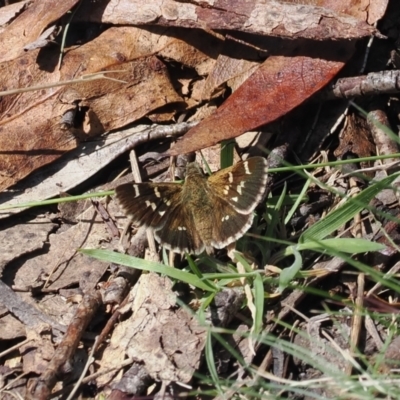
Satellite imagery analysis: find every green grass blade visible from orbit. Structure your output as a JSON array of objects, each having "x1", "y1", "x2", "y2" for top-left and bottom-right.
[
  {"x1": 297, "y1": 238, "x2": 385, "y2": 253},
  {"x1": 0, "y1": 191, "x2": 114, "y2": 210},
  {"x1": 220, "y1": 140, "x2": 235, "y2": 169},
  {"x1": 186, "y1": 253, "x2": 204, "y2": 278},
  {"x1": 278, "y1": 247, "x2": 303, "y2": 292},
  {"x1": 252, "y1": 272, "x2": 264, "y2": 336},
  {"x1": 300, "y1": 173, "x2": 400, "y2": 242},
  {"x1": 205, "y1": 331, "x2": 222, "y2": 393},
  {"x1": 271, "y1": 238, "x2": 384, "y2": 267},
  {"x1": 80, "y1": 249, "x2": 218, "y2": 292},
  {"x1": 285, "y1": 178, "x2": 311, "y2": 225}
]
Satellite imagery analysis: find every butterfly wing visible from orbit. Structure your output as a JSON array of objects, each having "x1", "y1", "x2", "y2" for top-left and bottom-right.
[
  {"x1": 154, "y1": 201, "x2": 205, "y2": 255},
  {"x1": 207, "y1": 193, "x2": 254, "y2": 249},
  {"x1": 116, "y1": 182, "x2": 205, "y2": 254},
  {"x1": 208, "y1": 157, "x2": 268, "y2": 214},
  {"x1": 115, "y1": 182, "x2": 182, "y2": 229}
]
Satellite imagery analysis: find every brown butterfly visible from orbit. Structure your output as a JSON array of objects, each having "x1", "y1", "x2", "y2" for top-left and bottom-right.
[{"x1": 115, "y1": 157, "x2": 268, "y2": 255}]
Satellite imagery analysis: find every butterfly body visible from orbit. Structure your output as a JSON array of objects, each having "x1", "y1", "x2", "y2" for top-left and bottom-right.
[
  {"x1": 180, "y1": 165, "x2": 215, "y2": 252},
  {"x1": 116, "y1": 157, "x2": 268, "y2": 255}
]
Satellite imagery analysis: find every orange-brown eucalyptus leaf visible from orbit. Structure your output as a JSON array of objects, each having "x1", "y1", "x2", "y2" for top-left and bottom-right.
[{"x1": 169, "y1": 43, "x2": 355, "y2": 156}]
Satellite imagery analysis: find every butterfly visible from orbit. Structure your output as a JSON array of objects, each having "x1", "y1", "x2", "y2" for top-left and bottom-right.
[{"x1": 115, "y1": 157, "x2": 268, "y2": 255}]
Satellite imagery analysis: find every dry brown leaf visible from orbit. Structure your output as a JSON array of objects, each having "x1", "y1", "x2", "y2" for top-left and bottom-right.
[
  {"x1": 0, "y1": 26, "x2": 190, "y2": 191},
  {"x1": 0, "y1": 0, "x2": 29, "y2": 28},
  {"x1": 202, "y1": 35, "x2": 263, "y2": 100},
  {"x1": 14, "y1": 206, "x2": 111, "y2": 294},
  {"x1": 22, "y1": 326, "x2": 55, "y2": 375},
  {"x1": 98, "y1": 273, "x2": 206, "y2": 385},
  {"x1": 0, "y1": 313, "x2": 26, "y2": 340},
  {"x1": 0, "y1": 215, "x2": 57, "y2": 275},
  {"x1": 170, "y1": 45, "x2": 355, "y2": 155},
  {"x1": 334, "y1": 113, "x2": 375, "y2": 166},
  {"x1": 0, "y1": 96, "x2": 79, "y2": 192},
  {"x1": 0, "y1": 0, "x2": 80, "y2": 63}
]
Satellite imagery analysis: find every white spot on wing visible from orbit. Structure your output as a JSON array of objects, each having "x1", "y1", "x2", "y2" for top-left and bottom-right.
[
  {"x1": 236, "y1": 181, "x2": 245, "y2": 194},
  {"x1": 211, "y1": 213, "x2": 254, "y2": 249},
  {"x1": 223, "y1": 185, "x2": 230, "y2": 195},
  {"x1": 231, "y1": 197, "x2": 238, "y2": 202},
  {"x1": 178, "y1": 226, "x2": 186, "y2": 231},
  {"x1": 244, "y1": 161, "x2": 251, "y2": 175},
  {"x1": 159, "y1": 210, "x2": 166, "y2": 216},
  {"x1": 228, "y1": 172, "x2": 233, "y2": 183},
  {"x1": 154, "y1": 230, "x2": 205, "y2": 255},
  {"x1": 154, "y1": 187, "x2": 161, "y2": 198},
  {"x1": 145, "y1": 200, "x2": 157, "y2": 211},
  {"x1": 221, "y1": 215, "x2": 229, "y2": 221},
  {"x1": 133, "y1": 184, "x2": 140, "y2": 198}
]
